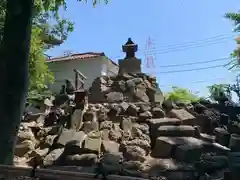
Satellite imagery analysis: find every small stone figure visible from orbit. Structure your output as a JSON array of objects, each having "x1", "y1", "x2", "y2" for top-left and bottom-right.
[
  {"x1": 65, "y1": 80, "x2": 75, "y2": 95},
  {"x1": 70, "y1": 90, "x2": 89, "y2": 131},
  {"x1": 60, "y1": 85, "x2": 66, "y2": 94}
]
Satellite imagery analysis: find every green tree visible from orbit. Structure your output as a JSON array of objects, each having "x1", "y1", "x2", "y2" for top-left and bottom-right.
[
  {"x1": 0, "y1": 0, "x2": 108, "y2": 90},
  {"x1": 207, "y1": 84, "x2": 231, "y2": 103},
  {"x1": 165, "y1": 86, "x2": 199, "y2": 104},
  {"x1": 225, "y1": 12, "x2": 240, "y2": 69},
  {"x1": 0, "y1": 0, "x2": 108, "y2": 165}
]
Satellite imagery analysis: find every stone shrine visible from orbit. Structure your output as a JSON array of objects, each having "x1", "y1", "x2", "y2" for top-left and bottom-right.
[
  {"x1": 118, "y1": 38, "x2": 142, "y2": 74},
  {"x1": 88, "y1": 38, "x2": 164, "y2": 104}
]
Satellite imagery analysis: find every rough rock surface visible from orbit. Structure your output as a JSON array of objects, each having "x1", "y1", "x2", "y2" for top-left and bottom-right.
[
  {"x1": 88, "y1": 73, "x2": 164, "y2": 104},
  {"x1": 15, "y1": 73, "x2": 240, "y2": 180}
]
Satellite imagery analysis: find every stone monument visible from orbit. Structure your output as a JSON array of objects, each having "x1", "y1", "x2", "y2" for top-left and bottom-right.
[
  {"x1": 70, "y1": 89, "x2": 88, "y2": 131},
  {"x1": 118, "y1": 38, "x2": 142, "y2": 74}
]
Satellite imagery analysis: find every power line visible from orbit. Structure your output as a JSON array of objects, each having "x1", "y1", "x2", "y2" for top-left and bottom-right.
[
  {"x1": 143, "y1": 33, "x2": 235, "y2": 52},
  {"x1": 148, "y1": 64, "x2": 227, "y2": 74},
  {"x1": 112, "y1": 34, "x2": 236, "y2": 60},
  {"x1": 154, "y1": 57, "x2": 231, "y2": 68},
  {"x1": 144, "y1": 38, "x2": 234, "y2": 55},
  {"x1": 159, "y1": 77, "x2": 235, "y2": 87}
]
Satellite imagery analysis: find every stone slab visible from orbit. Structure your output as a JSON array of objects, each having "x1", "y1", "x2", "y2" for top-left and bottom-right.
[
  {"x1": 168, "y1": 109, "x2": 196, "y2": 125},
  {"x1": 152, "y1": 136, "x2": 205, "y2": 158},
  {"x1": 57, "y1": 129, "x2": 86, "y2": 147},
  {"x1": 102, "y1": 140, "x2": 120, "y2": 153},
  {"x1": 175, "y1": 143, "x2": 203, "y2": 163},
  {"x1": 149, "y1": 118, "x2": 181, "y2": 131},
  {"x1": 83, "y1": 136, "x2": 102, "y2": 154},
  {"x1": 156, "y1": 125, "x2": 195, "y2": 137}
]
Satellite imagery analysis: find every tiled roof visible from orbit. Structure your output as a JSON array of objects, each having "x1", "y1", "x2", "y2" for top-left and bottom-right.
[
  {"x1": 47, "y1": 52, "x2": 119, "y2": 66},
  {"x1": 47, "y1": 52, "x2": 105, "y2": 62}
]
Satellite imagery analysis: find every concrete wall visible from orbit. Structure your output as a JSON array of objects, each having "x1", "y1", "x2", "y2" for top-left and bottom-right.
[
  {"x1": 47, "y1": 56, "x2": 119, "y2": 93},
  {"x1": 102, "y1": 56, "x2": 119, "y2": 76},
  {"x1": 47, "y1": 57, "x2": 104, "y2": 93}
]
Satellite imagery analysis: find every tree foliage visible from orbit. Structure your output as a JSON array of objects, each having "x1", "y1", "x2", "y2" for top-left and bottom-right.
[
  {"x1": 207, "y1": 77, "x2": 240, "y2": 103},
  {"x1": 225, "y1": 12, "x2": 240, "y2": 69},
  {"x1": 207, "y1": 84, "x2": 231, "y2": 102},
  {"x1": 165, "y1": 86, "x2": 199, "y2": 104},
  {"x1": 0, "y1": 0, "x2": 108, "y2": 91}
]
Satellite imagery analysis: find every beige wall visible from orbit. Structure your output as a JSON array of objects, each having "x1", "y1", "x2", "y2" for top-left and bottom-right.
[
  {"x1": 47, "y1": 56, "x2": 119, "y2": 93},
  {"x1": 102, "y1": 56, "x2": 119, "y2": 76},
  {"x1": 47, "y1": 57, "x2": 103, "y2": 93}
]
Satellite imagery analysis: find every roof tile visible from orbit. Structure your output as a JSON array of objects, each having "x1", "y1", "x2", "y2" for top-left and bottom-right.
[{"x1": 47, "y1": 52, "x2": 105, "y2": 62}]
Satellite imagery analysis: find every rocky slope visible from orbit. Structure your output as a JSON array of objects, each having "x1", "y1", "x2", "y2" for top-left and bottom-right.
[{"x1": 15, "y1": 73, "x2": 240, "y2": 180}]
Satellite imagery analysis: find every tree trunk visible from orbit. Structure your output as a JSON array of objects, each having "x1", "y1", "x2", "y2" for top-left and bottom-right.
[{"x1": 0, "y1": 0, "x2": 34, "y2": 164}]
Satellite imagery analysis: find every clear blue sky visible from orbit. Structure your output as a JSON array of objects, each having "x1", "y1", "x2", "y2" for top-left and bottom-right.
[{"x1": 48, "y1": 0, "x2": 240, "y2": 97}]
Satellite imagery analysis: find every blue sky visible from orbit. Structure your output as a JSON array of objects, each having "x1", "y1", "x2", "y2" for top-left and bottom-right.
[{"x1": 48, "y1": 0, "x2": 240, "y2": 97}]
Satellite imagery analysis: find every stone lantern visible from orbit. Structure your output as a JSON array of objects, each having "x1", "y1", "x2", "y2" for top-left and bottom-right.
[{"x1": 118, "y1": 38, "x2": 142, "y2": 74}]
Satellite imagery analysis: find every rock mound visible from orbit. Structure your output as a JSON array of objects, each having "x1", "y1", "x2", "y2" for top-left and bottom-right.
[{"x1": 15, "y1": 94, "x2": 238, "y2": 179}]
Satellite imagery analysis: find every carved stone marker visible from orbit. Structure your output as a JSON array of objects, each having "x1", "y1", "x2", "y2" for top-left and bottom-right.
[
  {"x1": 118, "y1": 38, "x2": 142, "y2": 74},
  {"x1": 70, "y1": 90, "x2": 89, "y2": 131}
]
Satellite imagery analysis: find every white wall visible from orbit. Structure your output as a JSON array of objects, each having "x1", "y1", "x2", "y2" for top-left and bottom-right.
[
  {"x1": 47, "y1": 56, "x2": 104, "y2": 93},
  {"x1": 102, "y1": 56, "x2": 119, "y2": 76}
]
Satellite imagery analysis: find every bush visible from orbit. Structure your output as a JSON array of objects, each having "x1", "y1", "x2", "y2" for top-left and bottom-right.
[
  {"x1": 165, "y1": 86, "x2": 199, "y2": 104},
  {"x1": 27, "y1": 88, "x2": 53, "y2": 106}
]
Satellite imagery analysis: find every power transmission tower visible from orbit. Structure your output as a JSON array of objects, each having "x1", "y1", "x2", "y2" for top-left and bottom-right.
[{"x1": 144, "y1": 37, "x2": 156, "y2": 68}]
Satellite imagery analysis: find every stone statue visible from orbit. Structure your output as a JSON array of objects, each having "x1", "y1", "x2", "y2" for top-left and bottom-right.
[
  {"x1": 60, "y1": 85, "x2": 66, "y2": 94},
  {"x1": 65, "y1": 80, "x2": 75, "y2": 95}
]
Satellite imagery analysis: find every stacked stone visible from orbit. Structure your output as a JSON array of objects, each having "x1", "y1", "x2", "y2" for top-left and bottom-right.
[
  {"x1": 14, "y1": 39, "x2": 238, "y2": 180},
  {"x1": 15, "y1": 99, "x2": 233, "y2": 179},
  {"x1": 89, "y1": 72, "x2": 163, "y2": 104}
]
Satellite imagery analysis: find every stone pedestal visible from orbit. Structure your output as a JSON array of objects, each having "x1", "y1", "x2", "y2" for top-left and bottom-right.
[{"x1": 118, "y1": 58, "x2": 141, "y2": 74}]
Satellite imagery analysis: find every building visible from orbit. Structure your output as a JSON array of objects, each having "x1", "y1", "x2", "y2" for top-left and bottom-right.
[{"x1": 46, "y1": 52, "x2": 119, "y2": 93}]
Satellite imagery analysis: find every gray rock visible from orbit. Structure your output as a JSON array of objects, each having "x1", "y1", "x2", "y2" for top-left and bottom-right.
[
  {"x1": 175, "y1": 143, "x2": 203, "y2": 163},
  {"x1": 57, "y1": 129, "x2": 86, "y2": 147},
  {"x1": 83, "y1": 110, "x2": 97, "y2": 122},
  {"x1": 102, "y1": 140, "x2": 120, "y2": 153},
  {"x1": 65, "y1": 153, "x2": 98, "y2": 166},
  {"x1": 122, "y1": 139, "x2": 151, "y2": 153},
  {"x1": 106, "y1": 92, "x2": 124, "y2": 103},
  {"x1": 99, "y1": 120, "x2": 112, "y2": 130},
  {"x1": 138, "y1": 111, "x2": 152, "y2": 122},
  {"x1": 151, "y1": 107, "x2": 165, "y2": 118},
  {"x1": 44, "y1": 135, "x2": 58, "y2": 147},
  {"x1": 123, "y1": 145, "x2": 146, "y2": 162},
  {"x1": 156, "y1": 125, "x2": 195, "y2": 137},
  {"x1": 149, "y1": 118, "x2": 181, "y2": 131},
  {"x1": 83, "y1": 136, "x2": 102, "y2": 154},
  {"x1": 43, "y1": 148, "x2": 65, "y2": 166},
  {"x1": 82, "y1": 121, "x2": 99, "y2": 134},
  {"x1": 126, "y1": 104, "x2": 139, "y2": 116},
  {"x1": 120, "y1": 117, "x2": 132, "y2": 132},
  {"x1": 15, "y1": 140, "x2": 35, "y2": 157},
  {"x1": 134, "y1": 89, "x2": 149, "y2": 102}
]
